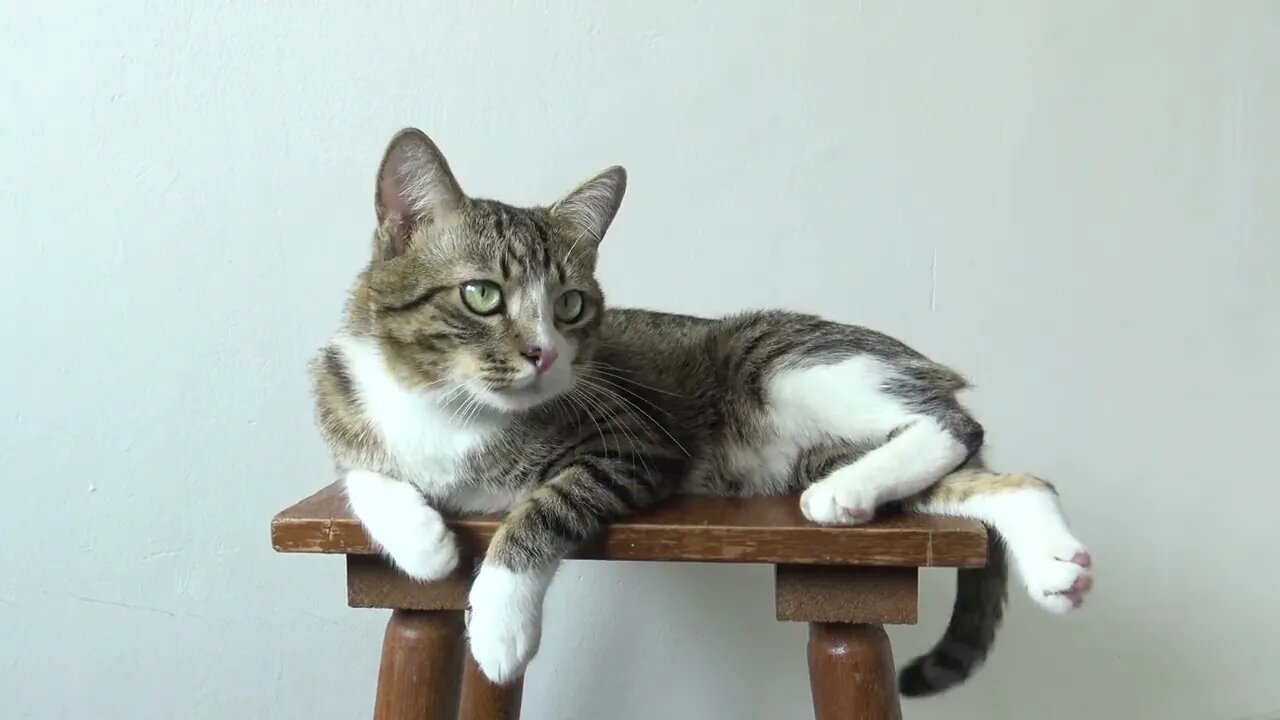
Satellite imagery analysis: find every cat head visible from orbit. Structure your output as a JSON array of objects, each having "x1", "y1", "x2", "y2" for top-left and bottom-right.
[{"x1": 352, "y1": 128, "x2": 625, "y2": 413}]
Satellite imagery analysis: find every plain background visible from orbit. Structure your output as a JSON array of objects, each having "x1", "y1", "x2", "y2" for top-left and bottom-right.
[{"x1": 2, "y1": 2, "x2": 1277, "y2": 718}]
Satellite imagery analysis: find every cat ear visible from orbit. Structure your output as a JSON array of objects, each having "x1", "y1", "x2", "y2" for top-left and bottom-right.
[
  {"x1": 375, "y1": 128, "x2": 466, "y2": 256},
  {"x1": 550, "y1": 166, "x2": 627, "y2": 247}
]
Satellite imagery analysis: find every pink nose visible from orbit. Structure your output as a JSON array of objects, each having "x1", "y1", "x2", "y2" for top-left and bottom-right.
[{"x1": 521, "y1": 345, "x2": 558, "y2": 374}]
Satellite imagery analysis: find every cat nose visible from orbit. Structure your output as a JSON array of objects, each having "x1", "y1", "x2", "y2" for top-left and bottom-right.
[{"x1": 520, "y1": 345, "x2": 558, "y2": 374}]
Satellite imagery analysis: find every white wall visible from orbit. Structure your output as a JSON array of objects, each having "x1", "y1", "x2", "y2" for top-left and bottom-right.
[{"x1": 2, "y1": 2, "x2": 1277, "y2": 718}]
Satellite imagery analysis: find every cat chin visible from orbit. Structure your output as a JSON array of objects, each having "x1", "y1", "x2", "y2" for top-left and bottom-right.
[{"x1": 470, "y1": 378, "x2": 570, "y2": 414}]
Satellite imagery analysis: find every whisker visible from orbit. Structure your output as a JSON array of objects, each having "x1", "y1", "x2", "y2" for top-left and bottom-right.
[
  {"x1": 582, "y1": 362, "x2": 684, "y2": 397},
  {"x1": 580, "y1": 369, "x2": 678, "y2": 417},
  {"x1": 563, "y1": 233, "x2": 584, "y2": 266},
  {"x1": 576, "y1": 377, "x2": 690, "y2": 457},
  {"x1": 460, "y1": 391, "x2": 488, "y2": 427},
  {"x1": 565, "y1": 384, "x2": 612, "y2": 457},
  {"x1": 439, "y1": 382, "x2": 468, "y2": 408},
  {"x1": 574, "y1": 382, "x2": 659, "y2": 481},
  {"x1": 563, "y1": 226, "x2": 601, "y2": 266},
  {"x1": 447, "y1": 393, "x2": 474, "y2": 427}
]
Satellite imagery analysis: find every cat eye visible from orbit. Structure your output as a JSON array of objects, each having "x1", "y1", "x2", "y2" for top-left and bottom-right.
[
  {"x1": 555, "y1": 290, "x2": 585, "y2": 323},
  {"x1": 460, "y1": 281, "x2": 504, "y2": 315}
]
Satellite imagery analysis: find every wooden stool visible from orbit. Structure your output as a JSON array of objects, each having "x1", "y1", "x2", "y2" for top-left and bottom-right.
[{"x1": 272, "y1": 484, "x2": 987, "y2": 720}]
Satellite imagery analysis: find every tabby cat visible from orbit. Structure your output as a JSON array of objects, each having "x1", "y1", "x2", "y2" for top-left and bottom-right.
[{"x1": 312, "y1": 128, "x2": 1092, "y2": 696}]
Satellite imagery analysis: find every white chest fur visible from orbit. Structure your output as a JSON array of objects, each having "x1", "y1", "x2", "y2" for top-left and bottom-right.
[{"x1": 335, "y1": 335, "x2": 508, "y2": 496}]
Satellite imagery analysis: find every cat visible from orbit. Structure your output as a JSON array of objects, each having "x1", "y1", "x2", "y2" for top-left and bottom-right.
[{"x1": 311, "y1": 128, "x2": 1093, "y2": 696}]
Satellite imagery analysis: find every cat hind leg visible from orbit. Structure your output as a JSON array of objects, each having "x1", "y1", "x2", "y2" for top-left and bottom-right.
[
  {"x1": 800, "y1": 417, "x2": 969, "y2": 525},
  {"x1": 908, "y1": 472, "x2": 1093, "y2": 612},
  {"x1": 763, "y1": 356, "x2": 978, "y2": 526}
]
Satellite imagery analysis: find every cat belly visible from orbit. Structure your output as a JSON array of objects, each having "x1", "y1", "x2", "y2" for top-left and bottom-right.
[
  {"x1": 717, "y1": 433, "x2": 814, "y2": 494},
  {"x1": 701, "y1": 408, "x2": 832, "y2": 495}
]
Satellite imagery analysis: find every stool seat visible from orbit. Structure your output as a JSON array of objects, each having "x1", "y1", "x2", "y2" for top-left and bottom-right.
[
  {"x1": 271, "y1": 483, "x2": 989, "y2": 720},
  {"x1": 272, "y1": 482, "x2": 987, "y2": 566}
]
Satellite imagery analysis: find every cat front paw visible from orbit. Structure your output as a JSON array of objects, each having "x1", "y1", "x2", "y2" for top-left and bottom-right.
[
  {"x1": 384, "y1": 521, "x2": 459, "y2": 582},
  {"x1": 800, "y1": 477, "x2": 877, "y2": 526},
  {"x1": 345, "y1": 470, "x2": 460, "y2": 582},
  {"x1": 466, "y1": 564, "x2": 547, "y2": 684}
]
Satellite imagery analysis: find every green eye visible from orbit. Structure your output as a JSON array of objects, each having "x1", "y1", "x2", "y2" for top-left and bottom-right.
[
  {"x1": 555, "y1": 290, "x2": 585, "y2": 323},
  {"x1": 460, "y1": 281, "x2": 503, "y2": 315}
]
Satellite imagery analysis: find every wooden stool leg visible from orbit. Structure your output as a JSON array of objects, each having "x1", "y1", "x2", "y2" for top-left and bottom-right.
[
  {"x1": 458, "y1": 651, "x2": 524, "y2": 720},
  {"x1": 807, "y1": 622, "x2": 902, "y2": 720},
  {"x1": 372, "y1": 609, "x2": 463, "y2": 720}
]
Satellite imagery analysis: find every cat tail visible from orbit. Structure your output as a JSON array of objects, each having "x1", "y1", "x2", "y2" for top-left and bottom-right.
[{"x1": 896, "y1": 468, "x2": 1010, "y2": 697}]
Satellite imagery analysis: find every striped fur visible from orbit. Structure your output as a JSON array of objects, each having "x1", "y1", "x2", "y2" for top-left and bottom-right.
[{"x1": 311, "y1": 128, "x2": 1092, "y2": 690}]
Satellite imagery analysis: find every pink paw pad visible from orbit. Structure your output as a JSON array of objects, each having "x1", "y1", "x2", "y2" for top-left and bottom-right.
[
  {"x1": 1047, "y1": 554, "x2": 1093, "y2": 608},
  {"x1": 1061, "y1": 575, "x2": 1092, "y2": 607}
]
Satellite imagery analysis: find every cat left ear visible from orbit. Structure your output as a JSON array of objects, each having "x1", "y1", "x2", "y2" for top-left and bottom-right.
[
  {"x1": 375, "y1": 128, "x2": 466, "y2": 257},
  {"x1": 550, "y1": 166, "x2": 627, "y2": 247}
]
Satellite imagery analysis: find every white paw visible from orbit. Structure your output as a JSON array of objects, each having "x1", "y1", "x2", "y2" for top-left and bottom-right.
[
  {"x1": 385, "y1": 520, "x2": 459, "y2": 582},
  {"x1": 1018, "y1": 544, "x2": 1093, "y2": 614},
  {"x1": 344, "y1": 470, "x2": 459, "y2": 582},
  {"x1": 960, "y1": 486, "x2": 1094, "y2": 614},
  {"x1": 800, "y1": 479, "x2": 877, "y2": 526},
  {"x1": 466, "y1": 565, "x2": 549, "y2": 684}
]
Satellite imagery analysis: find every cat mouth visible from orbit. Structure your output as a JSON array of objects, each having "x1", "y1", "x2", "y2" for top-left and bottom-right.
[
  {"x1": 477, "y1": 373, "x2": 567, "y2": 410},
  {"x1": 497, "y1": 373, "x2": 540, "y2": 392},
  {"x1": 499, "y1": 380, "x2": 540, "y2": 396}
]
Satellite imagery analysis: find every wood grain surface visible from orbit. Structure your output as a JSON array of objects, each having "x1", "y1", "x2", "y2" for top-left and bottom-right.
[
  {"x1": 371, "y1": 610, "x2": 463, "y2": 720},
  {"x1": 273, "y1": 482, "x2": 987, "y2": 567},
  {"x1": 808, "y1": 623, "x2": 902, "y2": 720}
]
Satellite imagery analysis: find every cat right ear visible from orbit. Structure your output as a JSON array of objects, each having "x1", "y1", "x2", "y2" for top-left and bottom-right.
[
  {"x1": 375, "y1": 128, "x2": 466, "y2": 257},
  {"x1": 550, "y1": 166, "x2": 627, "y2": 248}
]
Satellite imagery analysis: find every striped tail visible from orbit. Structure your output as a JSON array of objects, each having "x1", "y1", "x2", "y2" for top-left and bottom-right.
[
  {"x1": 897, "y1": 528, "x2": 1008, "y2": 696},
  {"x1": 896, "y1": 461, "x2": 1021, "y2": 697}
]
